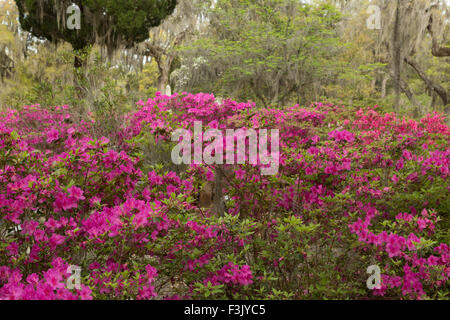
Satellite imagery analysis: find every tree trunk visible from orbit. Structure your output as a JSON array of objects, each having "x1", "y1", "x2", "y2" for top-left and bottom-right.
[
  {"x1": 445, "y1": 105, "x2": 450, "y2": 126},
  {"x1": 427, "y1": 13, "x2": 450, "y2": 57},
  {"x1": 74, "y1": 54, "x2": 86, "y2": 103},
  {"x1": 392, "y1": 0, "x2": 402, "y2": 112},
  {"x1": 74, "y1": 54, "x2": 84, "y2": 69},
  {"x1": 430, "y1": 92, "x2": 437, "y2": 110},
  {"x1": 213, "y1": 166, "x2": 225, "y2": 217},
  {"x1": 157, "y1": 65, "x2": 170, "y2": 94},
  {"x1": 199, "y1": 182, "x2": 213, "y2": 209},
  {"x1": 388, "y1": 69, "x2": 424, "y2": 117},
  {"x1": 431, "y1": 43, "x2": 450, "y2": 58},
  {"x1": 371, "y1": 78, "x2": 376, "y2": 92},
  {"x1": 381, "y1": 74, "x2": 389, "y2": 99},
  {"x1": 155, "y1": 54, "x2": 175, "y2": 95}
]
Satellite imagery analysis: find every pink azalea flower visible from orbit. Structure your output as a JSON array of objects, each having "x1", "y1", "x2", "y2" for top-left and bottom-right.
[
  {"x1": 67, "y1": 186, "x2": 85, "y2": 201},
  {"x1": 417, "y1": 218, "x2": 427, "y2": 231},
  {"x1": 235, "y1": 169, "x2": 246, "y2": 180},
  {"x1": 79, "y1": 285, "x2": 93, "y2": 300},
  {"x1": 206, "y1": 168, "x2": 215, "y2": 181},
  {"x1": 44, "y1": 269, "x2": 64, "y2": 290},
  {"x1": 46, "y1": 129, "x2": 59, "y2": 143}
]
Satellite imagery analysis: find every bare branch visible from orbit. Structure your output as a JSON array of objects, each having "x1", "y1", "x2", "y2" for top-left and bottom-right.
[{"x1": 405, "y1": 57, "x2": 448, "y2": 105}]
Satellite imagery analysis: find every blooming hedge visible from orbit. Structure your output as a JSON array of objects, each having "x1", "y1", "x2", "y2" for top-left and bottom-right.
[{"x1": 0, "y1": 93, "x2": 448, "y2": 300}]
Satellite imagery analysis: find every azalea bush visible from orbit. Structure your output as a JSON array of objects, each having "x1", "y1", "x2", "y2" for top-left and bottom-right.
[{"x1": 0, "y1": 93, "x2": 448, "y2": 300}]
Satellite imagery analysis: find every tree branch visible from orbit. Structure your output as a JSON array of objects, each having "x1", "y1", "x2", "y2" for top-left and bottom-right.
[
  {"x1": 427, "y1": 10, "x2": 450, "y2": 57},
  {"x1": 388, "y1": 68, "x2": 425, "y2": 116},
  {"x1": 405, "y1": 57, "x2": 448, "y2": 106}
]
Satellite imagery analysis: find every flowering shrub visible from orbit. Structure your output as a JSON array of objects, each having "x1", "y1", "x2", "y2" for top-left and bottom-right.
[{"x1": 0, "y1": 94, "x2": 448, "y2": 300}]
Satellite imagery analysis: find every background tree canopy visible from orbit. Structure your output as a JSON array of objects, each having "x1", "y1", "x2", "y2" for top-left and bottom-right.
[
  {"x1": 15, "y1": 0, "x2": 177, "y2": 56},
  {"x1": 175, "y1": 0, "x2": 344, "y2": 107},
  {"x1": 0, "y1": 0, "x2": 448, "y2": 118}
]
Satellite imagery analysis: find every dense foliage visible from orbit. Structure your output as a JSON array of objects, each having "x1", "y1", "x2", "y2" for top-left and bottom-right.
[
  {"x1": 15, "y1": 0, "x2": 177, "y2": 51},
  {"x1": 177, "y1": 0, "x2": 343, "y2": 107},
  {"x1": 1, "y1": 93, "x2": 448, "y2": 299}
]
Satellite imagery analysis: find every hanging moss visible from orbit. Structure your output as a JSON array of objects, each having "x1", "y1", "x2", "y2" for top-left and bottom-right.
[
  {"x1": 14, "y1": 0, "x2": 177, "y2": 56},
  {"x1": 376, "y1": 0, "x2": 447, "y2": 59}
]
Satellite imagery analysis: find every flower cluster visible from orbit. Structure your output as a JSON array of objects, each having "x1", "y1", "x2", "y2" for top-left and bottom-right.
[{"x1": 0, "y1": 93, "x2": 448, "y2": 300}]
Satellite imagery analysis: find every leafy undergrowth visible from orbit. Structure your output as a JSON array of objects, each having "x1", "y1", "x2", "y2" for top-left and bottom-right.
[{"x1": 0, "y1": 92, "x2": 448, "y2": 300}]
